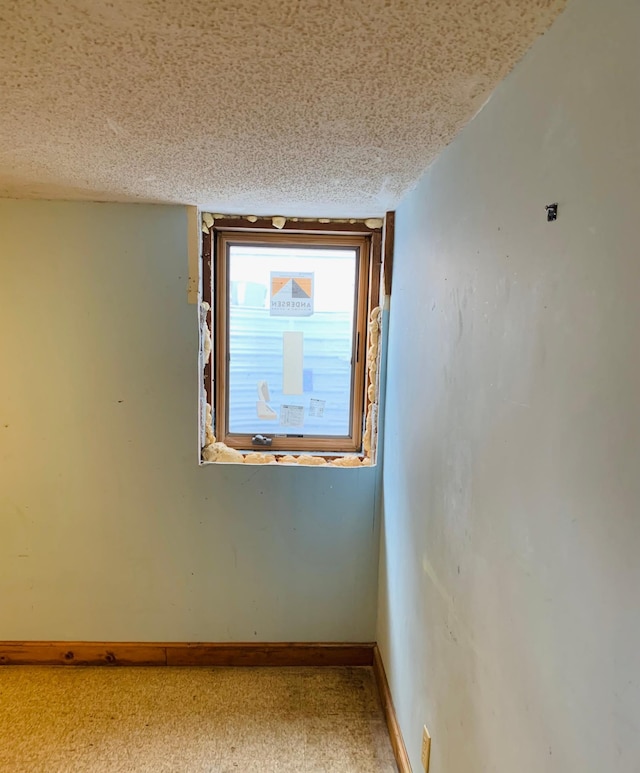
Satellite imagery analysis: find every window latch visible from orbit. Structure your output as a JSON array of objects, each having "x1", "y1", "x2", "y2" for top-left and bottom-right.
[{"x1": 251, "y1": 434, "x2": 273, "y2": 447}]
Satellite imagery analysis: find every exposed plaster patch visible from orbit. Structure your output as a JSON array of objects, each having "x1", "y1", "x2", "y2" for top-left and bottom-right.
[
  {"x1": 204, "y1": 404, "x2": 215, "y2": 447},
  {"x1": 201, "y1": 213, "x2": 381, "y2": 229},
  {"x1": 203, "y1": 321, "x2": 212, "y2": 365},
  {"x1": 280, "y1": 455, "x2": 329, "y2": 466},
  {"x1": 362, "y1": 306, "x2": 382, "y2": 461},
  {"x1": 331, "y1": 455, "x2": 365, "y2": 468},
  {"x1": 200, "y1": 448, "x2": 370, "y2": 467},
  {"x1": 200, "y1": 300, "x2": 216, "y2": 451},
  {"x1": 202, "y1": 442, "x2": 245, "y2": 463},
  {"x1": 200, "y1": 300, "x2": 212, "y2": 375},
  {"x1": 243, "y1": 453, "x2": 277, "y2": 464}
]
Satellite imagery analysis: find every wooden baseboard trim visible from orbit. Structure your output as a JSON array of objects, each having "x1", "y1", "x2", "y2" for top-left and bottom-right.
[
  {"x1": 0, "y1": 641, "x2": 409, "y2": 767},
  {"x1": 0, "y1": 641, "x2": 375, "y2": 667},
  {"x1": 373, "y1": 644, "x2": 412, "y2": 773}
]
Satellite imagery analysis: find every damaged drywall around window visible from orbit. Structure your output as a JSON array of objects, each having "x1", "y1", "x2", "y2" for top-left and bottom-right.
[
  {"x1": 199, "y1": 300, "x2": 215, "y2": 451},
  {"x1": 198, "y1": 211, "x2": 390, "y2": 468},
  {"x1": 200, "y1": 212, "x2": 384, "y2": 235},
  {"x1": 199, "y1": 300, "x2": 383, "y2": 468},
  {"x1": 363, "y1": 305, "x2": 382, "y2": 458}
]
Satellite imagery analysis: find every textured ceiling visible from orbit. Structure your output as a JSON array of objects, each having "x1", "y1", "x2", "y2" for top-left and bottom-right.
[{"x1": 0, "y1": 0, "x2": 565, "y2": 217}]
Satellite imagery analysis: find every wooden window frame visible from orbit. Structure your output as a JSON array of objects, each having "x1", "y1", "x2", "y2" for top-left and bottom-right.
[{"x1": 203, "y1": 220, "x2": 382, "y2": 456}]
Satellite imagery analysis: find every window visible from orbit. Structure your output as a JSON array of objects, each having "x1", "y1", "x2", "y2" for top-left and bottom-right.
[{"x1": 202, "y1": 219, "x2": 383, "y2": 457}]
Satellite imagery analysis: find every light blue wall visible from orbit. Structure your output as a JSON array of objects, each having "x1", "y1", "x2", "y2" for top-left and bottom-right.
[
  {"x1": 378, "y1": 0, "x2": 640, "y2": 770},
  {"x1": 0, "y1": 200, "x2": 379, "y2": 641}
]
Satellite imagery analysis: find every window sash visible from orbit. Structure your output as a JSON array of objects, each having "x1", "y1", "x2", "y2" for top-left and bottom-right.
[{"x1": 214, "y1": 230, "x2": 372, "y2": 453}]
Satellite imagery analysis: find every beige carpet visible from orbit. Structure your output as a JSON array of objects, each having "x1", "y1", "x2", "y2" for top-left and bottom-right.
[{"x1": 0, "y1": 665, "x2": 397, "y2": 772}]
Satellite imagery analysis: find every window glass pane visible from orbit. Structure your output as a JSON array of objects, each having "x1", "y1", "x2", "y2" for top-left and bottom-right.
[{"x1": 227, "y1": 244, "x2": 357, "y2": 438}]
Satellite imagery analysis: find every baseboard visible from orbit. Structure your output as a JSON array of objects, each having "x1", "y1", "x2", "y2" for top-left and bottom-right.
[
  {"x1": 0, "y1": 641, "x2": 375, "y2": 667},
  {"x1": 373, "y1": 644, "x2": 412, "y2": 773},
  {"x1": 0, "y1": 641, "x2": 408, "y2": 768}
]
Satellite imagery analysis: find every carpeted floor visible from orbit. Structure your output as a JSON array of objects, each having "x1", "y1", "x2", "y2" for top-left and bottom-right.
[{"x1": 0, "y1": 665, "x2": 397, "y2": 772}]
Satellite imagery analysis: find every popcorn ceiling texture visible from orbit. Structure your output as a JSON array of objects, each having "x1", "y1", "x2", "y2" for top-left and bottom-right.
[{"x1": 0, "y1": 0, "x2": 565, "y2": 217}]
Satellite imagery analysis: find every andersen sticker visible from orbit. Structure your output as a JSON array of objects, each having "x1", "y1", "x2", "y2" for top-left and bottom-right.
[{"x1": 270, "y1": 272, "x2": 314, "y2": 317}]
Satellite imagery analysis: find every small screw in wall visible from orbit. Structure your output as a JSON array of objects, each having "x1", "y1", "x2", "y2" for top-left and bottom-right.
[{"x1": 545, "y1": 203, "x2": 558, "y2": 222}]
